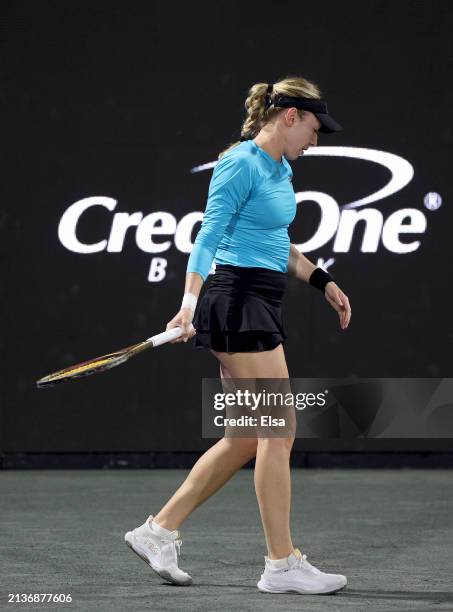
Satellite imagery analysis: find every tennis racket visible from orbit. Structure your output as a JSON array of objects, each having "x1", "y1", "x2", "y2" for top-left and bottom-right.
[{"x1": 36, "y1": 325, "x2": 193, "y2": 389}]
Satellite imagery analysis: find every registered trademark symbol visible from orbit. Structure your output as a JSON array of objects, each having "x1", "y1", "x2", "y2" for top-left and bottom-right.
[{"x1": 424, "y1": 192, "x2": 442, "y2": 210}]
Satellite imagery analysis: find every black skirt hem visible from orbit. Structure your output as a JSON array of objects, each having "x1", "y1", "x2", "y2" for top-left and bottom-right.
[{"x1": 194, "y1": 330, "x2": 286, "y2": 353}]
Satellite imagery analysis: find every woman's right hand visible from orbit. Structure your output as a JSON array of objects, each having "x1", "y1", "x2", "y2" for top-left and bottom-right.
[{"x1": 166, "y1": 308, "x2": 197, "y2": 343}]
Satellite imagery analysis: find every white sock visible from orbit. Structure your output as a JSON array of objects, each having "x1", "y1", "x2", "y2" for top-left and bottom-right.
[
  {"x1": 149, "y1": 518, "x2": 175, "y2": 538},
  {"x1": 267, "y1": 554, "x2": 290, "y2": 569}
]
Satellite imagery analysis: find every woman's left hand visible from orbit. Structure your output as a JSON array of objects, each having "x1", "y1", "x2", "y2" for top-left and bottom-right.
[{"x1": 324, "y1": 282, "x2": 351, "y2": 330}]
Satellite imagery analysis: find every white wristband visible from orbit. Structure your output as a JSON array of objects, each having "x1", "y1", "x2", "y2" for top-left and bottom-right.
[{"x1": 181, "y1": 292, "x2": 197, "y2": 313}]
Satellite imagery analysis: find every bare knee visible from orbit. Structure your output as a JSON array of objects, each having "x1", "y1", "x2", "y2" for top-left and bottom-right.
[
  {"x1": 223, "y1": 436, "x2": 258, "y2": 458},
  {"x1": 257, "y1": 436, "x2": 295, "y2": 453}
]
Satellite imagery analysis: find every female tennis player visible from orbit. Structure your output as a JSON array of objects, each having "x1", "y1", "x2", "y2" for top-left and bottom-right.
[{"x1": 125, "y1": 75, "x2": 352, "y2": 595}]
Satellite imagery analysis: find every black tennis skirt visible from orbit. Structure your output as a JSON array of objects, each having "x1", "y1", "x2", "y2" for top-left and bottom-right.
[{"x1": 193, "y1": 263, "x2": 288, "y2": 353}]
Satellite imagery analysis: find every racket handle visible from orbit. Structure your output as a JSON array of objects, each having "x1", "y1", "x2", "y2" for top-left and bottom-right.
[
  {"x1": 146, "y1": 323, "x2": 196, "y2": 347},
  {"x1": 146, "y1": 326, "x2": 183, "y2": 347}
]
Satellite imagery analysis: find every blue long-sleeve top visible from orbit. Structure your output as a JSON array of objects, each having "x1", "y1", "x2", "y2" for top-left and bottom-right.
[{"x1": 186, "y1": 139, "x2": 297, "y2": 282}]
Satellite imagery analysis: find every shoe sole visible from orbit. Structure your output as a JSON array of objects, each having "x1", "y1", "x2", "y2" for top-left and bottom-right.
[
  {"x1": 257, "y1": 579, "x2": 347, "y2": 595},
  {"x1": 124, "y1": 532, "x2": 192, "y2": 586}
]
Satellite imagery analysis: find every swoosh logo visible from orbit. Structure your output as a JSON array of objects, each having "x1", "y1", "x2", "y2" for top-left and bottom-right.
[{"x1": 190, "y1": 146, "x2": 414, "y2": 210}]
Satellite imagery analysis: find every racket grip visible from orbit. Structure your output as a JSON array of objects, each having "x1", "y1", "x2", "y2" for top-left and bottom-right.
[{"x1": 146, "y1": 326, "x2": 183, "y2": 347}]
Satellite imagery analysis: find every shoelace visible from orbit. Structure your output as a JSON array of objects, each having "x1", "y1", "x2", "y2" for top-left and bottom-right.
[
  {"x1": 155, "y1": 535, "x2": 183, "y2": 559},
  {"x1": 136, "y1": 528, "x2": 182, "y2": 557},
  {"x1": 295, "y1": 553, "x2": 322, "y2": 575},
  {"x1": 138, "y1": 524, "x2": 183, "y2": 561},
  {"x1": 174, "y1": 538, "x2": 182, "y2": 557}
]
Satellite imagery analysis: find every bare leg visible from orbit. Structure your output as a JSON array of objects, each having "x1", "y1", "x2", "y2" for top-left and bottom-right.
[
  {"x1": 211, "y1": 344, "x2": 295, "y2": 559},
  {"x1": 153, "y1": 362, "x2": 258, "y2": 531},
  {"x1": 254, "y1": 437, "x2": 295, "y2": 559}
]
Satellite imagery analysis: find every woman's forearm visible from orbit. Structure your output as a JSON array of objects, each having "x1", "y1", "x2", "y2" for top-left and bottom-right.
[
  {"x1": 183, "y1": 272, "x2": 204, "y2": 300},
  {"x1": 287, "y1": 243, "x2": 317, "y2": 283}
]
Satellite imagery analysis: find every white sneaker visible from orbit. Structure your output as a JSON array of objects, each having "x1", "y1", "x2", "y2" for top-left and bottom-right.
[
  {"x1": 257, "y1": 547, "x2": 347, "y2": 595},
  {"x1": 124, "y1": 514, "x2": 192, "y2": 586}
]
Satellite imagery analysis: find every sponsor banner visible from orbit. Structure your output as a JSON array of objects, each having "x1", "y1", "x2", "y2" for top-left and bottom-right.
[{"x1": 57, "y1": 147, "x2": 442, "y2": 282}]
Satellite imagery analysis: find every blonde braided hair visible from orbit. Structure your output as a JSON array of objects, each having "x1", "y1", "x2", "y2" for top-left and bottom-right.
[{"x1": 218, "y1": 75, "x2": 322, "y2": 160}]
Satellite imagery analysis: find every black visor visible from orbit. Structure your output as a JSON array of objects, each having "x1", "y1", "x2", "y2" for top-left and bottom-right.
[{"x1": 272, "y1": 94, "x2": 343, "y2": 133}]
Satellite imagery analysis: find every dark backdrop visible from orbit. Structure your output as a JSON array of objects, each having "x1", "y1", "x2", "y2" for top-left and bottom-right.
[{"x1": 2, "y1": 0, "x2": 453, "y2": 459}]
